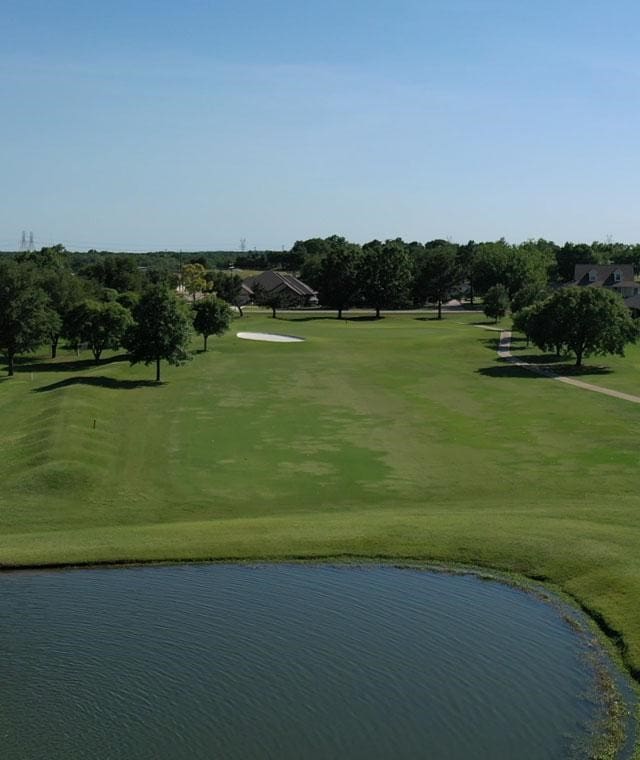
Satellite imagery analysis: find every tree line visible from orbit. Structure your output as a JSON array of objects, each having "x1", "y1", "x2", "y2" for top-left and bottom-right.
[{"x1": 0, "y1": 246, "x2": 232, "y2": 380}]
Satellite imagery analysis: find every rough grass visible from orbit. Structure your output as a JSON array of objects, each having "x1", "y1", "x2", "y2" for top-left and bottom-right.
[{"x1": 2, "y1": 313, "x2": 640, "y2": 691}]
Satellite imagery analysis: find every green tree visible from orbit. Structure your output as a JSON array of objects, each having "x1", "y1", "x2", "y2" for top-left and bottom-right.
[
  {"x1": 39, "y1": 267, "x2": 86, "y2": 358},
  {"x1": 123, "y1": 286, "x2": 192, "y2": 382},
  {"x1": 182, "y1": 263, "x2": 207, "y2": 302},
  {"x1": 252, "y1": 283, "x2": 298, "y2": 318},
  {"x1": 413, "y1": 242, "x2": 461, "y2": 319},
  {"x1": 473, "y1": 240, "x2": 550, "y2": 299},
  {"x1": 456, "y1": 240, "x2": 478, "y2": 306},
  {"x1": 555, "y1": 243, "x2": 597, "y2": 282},
  {"x1": 318, "y1": 238, "x2": 362, "y2": 318},
  {"x1": 360, "y1": 240, "x2": 413, "y2": 318},
  {"x1": 510, "y1": 282, "x2": 549, "y2": 314},
  {"x1": 483, "y1": 284, "x2": 510, "y2": 323},
  {"x1": 208, "y1": 271, "x2": 245, "y2": 315},
  {"x1": 66, "y1": 300, "x2": 133, "y2": 362},
  {"x1": 511, "y1": 304, "x2": 538, "y2": 347},
  {"x1": 0, "y1": 260, "x2": 54, "y2": 376},
  {"x1": 192, "y1": 296, "x2": 232, "y2": 350},
  {"x1": 80, "y1": 255, "x2": 143, "y2": 293},
  {"x1": 527, "y1": 287, "x2": 637, "y2": 367}
]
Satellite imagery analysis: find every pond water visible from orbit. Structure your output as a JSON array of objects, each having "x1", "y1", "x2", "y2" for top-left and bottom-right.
[{"x1": 0, "y1": 564, "x2": 635, "y2": 759}]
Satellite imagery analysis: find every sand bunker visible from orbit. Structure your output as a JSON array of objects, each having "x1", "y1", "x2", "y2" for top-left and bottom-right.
[{"x1": 236, "y1": 332, "x2": 305, "y2": 343}]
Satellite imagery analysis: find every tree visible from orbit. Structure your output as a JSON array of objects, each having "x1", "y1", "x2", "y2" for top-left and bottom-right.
[
  {"x1": 457, "y1": 240, "x2": 478, "y2": 306},
  {"x1": 16, "y1": 243, "x2": 69, "y2": 270},
  {"x1": 0, "y1": 260, "x2": 54, "y2": 376},
  {"x1": 510, "y1": 282, "x2": 549, "y2": 314},
  {"x1": 123, "y1": 286, "x2": 192, "y2": 382},
  {"x1": 511, "y1": 304, "x2": 538, "y2": 347},
  {"x1": 80, "y1": 255, "x2": 143, "y2": 293},
  {"x1": 526, "y1": 287, "x2": 637, "y2": 367},
  {"x1": 182, "y1": 263, "x2": 207, "y2": 302},
  {"x1": 473, "y1": 240, "x2": 550, "y2": 299},
  {"x1": 66, "y1": 300, "x2": 133, "y2": 362},
  {"x1": 483, "y1": 284, "x2": 510, "y2": 323},
  {"x1": 252, "y1": 283, "x2": 298, "y2": 318},
  {"x1": 208, "y1": 271, "x2": 245, "y2": 315},
  {"x1": 555, "y1": 243, "x2": 597, "y2": 282},
  {"x1": 360, "y1": 240, "x2": 413, "y2": 318},
  {"x1": 192, "y1": 296, "x2": 232, "y2": 350},
  {"x1": 39, "y1": 266, "x2": 86, "y2": 358},
  {"x1": 317, "y1": 238, "x2": 362, "y2": 318},
  {"x1": 413, "y1": 242, "x2": 461, "y2": 319}
]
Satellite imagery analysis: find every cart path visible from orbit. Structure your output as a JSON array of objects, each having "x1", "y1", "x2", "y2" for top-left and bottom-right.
[{"x1": 498, "y1": 330, "x2": 640, "y2": 405}]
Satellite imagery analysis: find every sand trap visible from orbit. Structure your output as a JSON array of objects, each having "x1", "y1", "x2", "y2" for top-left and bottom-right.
[{"x1": 237, "y1": 332, "x2": 305, "y2": 343}]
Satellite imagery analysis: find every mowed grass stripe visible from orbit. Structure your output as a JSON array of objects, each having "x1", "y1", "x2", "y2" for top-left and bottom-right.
[{"x1": 1, "y1": 313, "x2": 640, "y2": 680}]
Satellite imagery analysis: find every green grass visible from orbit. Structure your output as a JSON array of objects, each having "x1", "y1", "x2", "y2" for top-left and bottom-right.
[{"x1": 2, "y1": 313, "x2": 640, "y2": 689}]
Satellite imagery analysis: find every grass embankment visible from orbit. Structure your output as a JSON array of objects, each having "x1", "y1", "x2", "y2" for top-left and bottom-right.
[{"x1": 2, "y1": 314, "x2": 640, "y2": 681}]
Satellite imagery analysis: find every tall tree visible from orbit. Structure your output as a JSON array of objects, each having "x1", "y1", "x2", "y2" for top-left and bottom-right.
[
  {"x1": 531, "y1": 288, "x2": 637, "y2": 366},
  {"x1": 182, "y1": 263, "x2": 207, "y2": 302},
  {"x1": 80, "y1": 255, "x2": 143, "y2": 293},
  {"x1": 318, "y1": 238, "x2": 362, "y2": 318},
  {"x1": 360, "y1": 240, "x2": 413, "y2": 318},
  {"x1": 39, "y1": 266, "x2": 86, "y2": 358},
  {"x1": 457, "y1": 240, "x2": 478, "y2": 306},
  {"x1": 123, "y1": 286, "x2": 192, "y2": 382},
  {"x1": 473, "y1": 240, "x2": 549, "y2": 299},
  {"x1": 555, "y1": 243, "x2": 597, "y2": 282},
  {"x1": 66, "y1": 300, "x2": 133, "y2": 362},
  {"x1": 252, "y1": 283, "x2": 298, "y2": 318},
  {"x1": 192, "y1": 296, "x2": 232, "y2": 350},
  {"x1": 0, "y1": 260, "x2": 54, "y2": 376},
  {"x1": 483, "y1": 284, "x2": 510, "y2": 323},
  {"x1": 208, "y1": 271, "x2": 245, "y2": 315},
  {"x1": 413, "y1": 242, "x2": 461, "y2": 319}
]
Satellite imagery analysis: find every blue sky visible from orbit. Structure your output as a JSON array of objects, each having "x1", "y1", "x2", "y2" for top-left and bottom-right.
[{"x1": 2, "y1": 0, "x2": 640, "y2": 250}]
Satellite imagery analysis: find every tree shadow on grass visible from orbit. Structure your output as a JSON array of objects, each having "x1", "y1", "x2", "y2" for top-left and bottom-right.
[
  {"x1": 277, "y1": 314, "x2": 380, "y2": 322},
  {"x1": 476, "y1": 363, "x2": 544, "y2": 379},
  {"x1": 33, "y1": 376, "x2": 160, "y2": 393},
  {"x1": 477, "y1": 359, "x2": 613, "y2": 379},
  {"x1": 414, "y1": 316, "x2": 446, "y2": 322},
  {"x1": 275, "y1": 315, "x2": 336, "y2": 322},
  {"x1": 14, "y1": 354, "x2": 130, "y2": 374}
]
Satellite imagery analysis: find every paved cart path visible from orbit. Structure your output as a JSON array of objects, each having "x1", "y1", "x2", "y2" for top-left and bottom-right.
[{"x1": 498, "y1": 330, "x2": 640, "y2": 405}]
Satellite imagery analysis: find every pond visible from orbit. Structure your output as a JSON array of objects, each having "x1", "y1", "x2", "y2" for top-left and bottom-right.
[{"x1": 1, "y1": 564, "x2": 635, "y2": 759}]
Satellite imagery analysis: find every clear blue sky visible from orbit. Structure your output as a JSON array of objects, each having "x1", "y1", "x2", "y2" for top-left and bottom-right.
[{"x1": 2, "y1": 0, "x2": 640, "y2": 251}]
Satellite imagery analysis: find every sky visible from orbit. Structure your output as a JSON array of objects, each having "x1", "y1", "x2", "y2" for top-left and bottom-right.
[{"x1": 2, "y1": 0, "x2": 640, "y2": 251}]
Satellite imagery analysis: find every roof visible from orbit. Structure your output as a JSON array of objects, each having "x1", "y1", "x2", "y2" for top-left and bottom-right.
[
  {"x1": 624, "y1": 294, "x2": 640, "y2": 310},
  {"x1": 573, "y1": 264, "x2": 635, "y2": 288},
  {"x1": 243, "y1": 270, "x2": 317, "y2": 296}
]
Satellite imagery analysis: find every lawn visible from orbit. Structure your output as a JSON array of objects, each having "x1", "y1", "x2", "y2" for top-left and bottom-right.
[{"x1": 2, "y1": 312, "x2": 640, "y2": 685}]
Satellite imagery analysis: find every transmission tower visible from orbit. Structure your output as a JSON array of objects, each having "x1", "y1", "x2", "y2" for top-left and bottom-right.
[
  {"x1": 19, "y1": 231, "x2": 27, "y2": 251},
  {"x1": 28, "y1": 231, "x2": 34, "y2": 251},
  {"x1": 240, "y1": 238, "x2": 247, "y2": 253}
]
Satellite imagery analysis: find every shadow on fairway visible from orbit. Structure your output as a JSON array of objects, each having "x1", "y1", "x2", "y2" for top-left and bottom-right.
[
  {"x1": 15, "y1": 354, "x2": 130, "y2": 374},
  {"x1": 414, "y1": 316, "x2": 445, "y2": 322},
  {"x1": 277, "y1": 314, "x2": 380, "y2": 322},
  {"x1": 476, "y1": 364, "x2": 545, "y2": 379},
  {"x1": 477, "y1": 361, "x2": 613, "y2": 379},
  {"x1": 33, "y1": 376, "x2": 160, "y2": 392},
  {"x1": 271, "y1": 315, "x2": 335, "y2": 322}
]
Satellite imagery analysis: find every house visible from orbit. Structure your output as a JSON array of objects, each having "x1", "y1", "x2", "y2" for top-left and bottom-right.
[
  {"x1": 242, "y1": 271, "x2": 318, "y2": 307},
  {"x1": 572, "y1": 264, "x2": 639, "y2": 298},
  {"x1": 236, "y1": 282, "x2": 255, "y2": 307},
  {"x1": 572, "y1": 264, "x2": 640, "y2": 311}
]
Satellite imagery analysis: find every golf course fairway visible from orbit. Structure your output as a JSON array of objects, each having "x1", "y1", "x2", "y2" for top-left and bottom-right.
[{"x1": 2, "y1": 311, "x2": 640, "y2": 693}]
